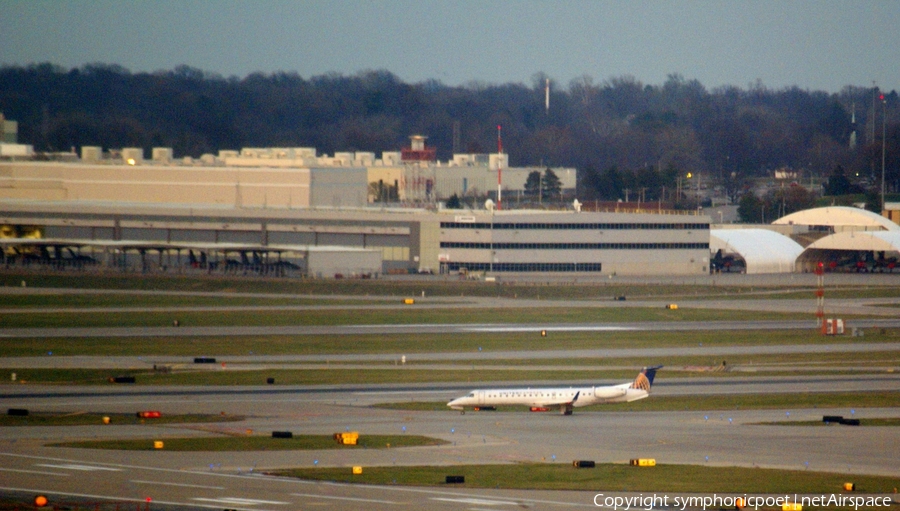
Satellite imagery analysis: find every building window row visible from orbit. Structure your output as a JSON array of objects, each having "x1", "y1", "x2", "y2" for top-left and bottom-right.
[
  {"x1": 445, "y1": 262, "x2": 603, "y2": 272},
  {"x1": 440, "y1": 242, "x2": 709, "y2": 250},
  {"x1": 440, "y1": 222, "x2": 709, "y2": 230}
]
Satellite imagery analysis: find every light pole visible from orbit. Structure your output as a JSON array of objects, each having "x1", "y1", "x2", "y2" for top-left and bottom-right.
[
  {"x1": 881, "y1": 94, "x2": 887, "y2": 213},
  {"x1": 483, "y1": 198, "x2": 496, "y2": 274}
]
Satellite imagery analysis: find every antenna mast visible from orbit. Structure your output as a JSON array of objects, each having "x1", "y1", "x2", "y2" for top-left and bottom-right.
[
  {"x1": 497, "y1": 125, "x2": 503, "y2": 210},
  {"x1": 545, "y1": 78, "x2": 550, "y2": 113}
]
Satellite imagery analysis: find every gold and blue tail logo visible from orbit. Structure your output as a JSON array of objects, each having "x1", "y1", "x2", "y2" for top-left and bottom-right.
[{"x1": 630, "y1": 366, "x2": 662, "y2": 391}]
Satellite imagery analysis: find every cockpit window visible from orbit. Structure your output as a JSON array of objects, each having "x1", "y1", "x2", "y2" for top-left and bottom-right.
[{"x1": 468, "y1": 392, "x2": 476, "y2": 397}]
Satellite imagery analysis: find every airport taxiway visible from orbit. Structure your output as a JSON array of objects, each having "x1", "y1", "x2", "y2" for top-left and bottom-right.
[
  {"x1": 1, "y1": 279, "x2": 899, "y2": 509},
  {"x1": 1, "y1": 372, "x2": 898, "y2": 510}
]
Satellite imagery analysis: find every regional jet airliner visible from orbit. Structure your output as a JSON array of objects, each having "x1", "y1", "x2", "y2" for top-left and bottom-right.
[{"x1": 447, "y1": 366, "x2": 662, "y2": 415}]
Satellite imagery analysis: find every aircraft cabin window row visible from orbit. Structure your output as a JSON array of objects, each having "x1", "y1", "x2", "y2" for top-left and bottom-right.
[
  {"x1": 486, "y1": 392, "x2": 570, "y2": 397},
  {"x1": 445, "y1": 262, "x2": 603, "y2": 272}
]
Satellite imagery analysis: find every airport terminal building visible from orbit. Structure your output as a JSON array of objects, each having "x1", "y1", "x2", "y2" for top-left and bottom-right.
[
  {"x1": 0, "y1": 144, "x2": 711, "y2": 277},
  {"x1": 436, "y1": 211, "x2": 709, "y2": 275},
  {"x1": 0, "y1": 202, "x2": 711, "y2": 277}
]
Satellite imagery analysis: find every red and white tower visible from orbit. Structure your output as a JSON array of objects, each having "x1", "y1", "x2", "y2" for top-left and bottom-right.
[{"x1": 815, "y1": 262, "x2": 825, "y2": 331}]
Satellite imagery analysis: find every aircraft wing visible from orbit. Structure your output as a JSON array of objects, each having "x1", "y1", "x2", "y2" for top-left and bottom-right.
[{"x1": 531, "y1": 391, "x2": 579, "y2": 407}]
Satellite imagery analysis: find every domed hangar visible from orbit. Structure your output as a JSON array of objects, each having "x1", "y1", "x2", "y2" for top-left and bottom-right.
[
  {"x1": 774, "y1": 206, "x2": 899, "y2": 232},
  {"x1": 710, "y1": 228, "x2": 804, "y2": 274},
  {"x1": 797, "y1": 231, "x2": 900, "y2": 272},
  {"x1": 772, "y1": 206, "x2": 900, "y2": 272}
]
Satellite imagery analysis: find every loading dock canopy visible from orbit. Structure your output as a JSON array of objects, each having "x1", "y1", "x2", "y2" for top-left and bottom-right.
[
  {"x1": 0, "y1": 238, "x2": 314, "y2": 254},
  {"x1": 0, "y1": 238, "x2": 375, "y2": 254},
  {"x1": 0, "y1": 238, "x2": 383, "y2": 276},
  {"x1": 774, "y1": 206, "x2": 899, "y2": 231},
  {"x1": 710, "y1": 229, "x2": 804, "y2": 274}
]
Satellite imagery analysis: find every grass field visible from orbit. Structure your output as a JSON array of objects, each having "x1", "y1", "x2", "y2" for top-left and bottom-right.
[
  {"x1": 49, "y1": 434, "x2": 447, "y2": 451},
  {"x1": 4, "y1": 327, "x2": 898, "y2": 357},
  {"x1": 0, "y1": 412, "x2": 243, "y2": 427},
  {"x1": 0, "y1": 273, "x2": 802, "y2": 299},
  {"x1": 419, "y1": 350, "x2": 900, "y2": 368},
  {"x1": 270, "y1": 462, "x2": 900, "y2": 493},
  {"x1": 5, "y1": 271, "x2": 900, "y2": 301},
  {"x1": 0, "y1": 305, "x2": 812, "y2": 329},
  {"x1": 0, "y1": 293, "x2": 380, "y2": 308}
]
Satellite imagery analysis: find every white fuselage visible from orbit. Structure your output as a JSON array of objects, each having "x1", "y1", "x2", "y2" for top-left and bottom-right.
[{"x1": 447, "y1": 382, "x2": 646, "y2": 411}]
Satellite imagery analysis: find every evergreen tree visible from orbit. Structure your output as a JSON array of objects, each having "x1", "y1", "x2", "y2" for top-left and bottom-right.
[
  {"x1": 823, "y1": 165, "x2": 853, "y2": 196},
  {"x1": 445, "y1": 193, "x2": 462, "y2": 209},
  {"x1": 541, "y1": 168, "x2": 562, "y2": 202},
  {"x1": 864, "y1": 188, "x2": 882, "y2": 213},
  {"x1": 524, "y1": 171, "x2": 541, "y2": 200},
  {"x1": 737, "y1": 192, "x2": 764, "y2": 223},
  {"x1": 602, "y1": 166, "x2": 625, "y2": 201}
]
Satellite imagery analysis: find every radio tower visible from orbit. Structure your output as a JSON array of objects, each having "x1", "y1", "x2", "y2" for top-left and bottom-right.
[
  {"x1": 497, "y1": 125, "x2": 503, "y2": 210},
  {"x1": 815, "y1": 262, "x2": 825, "y2": 331}
]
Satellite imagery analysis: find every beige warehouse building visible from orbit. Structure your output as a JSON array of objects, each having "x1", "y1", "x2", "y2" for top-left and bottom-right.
[
  {"x1": 1, "y1": 145, "x2": 573, "y2": 209},
  {"x1": 0, "y1": 159, "x2": 374, "y2": 209}
]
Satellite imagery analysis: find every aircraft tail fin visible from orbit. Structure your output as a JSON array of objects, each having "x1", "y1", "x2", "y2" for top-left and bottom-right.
[{"x1": 629, "y1": 365, "x2": 663, "y2": 391}]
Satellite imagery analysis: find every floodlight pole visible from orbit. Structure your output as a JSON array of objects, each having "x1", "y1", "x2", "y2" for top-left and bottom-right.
[
  {"x1": 881, "y1": 95, "x2": 887, "y2": 212},
  {"x1": 489, "y1": 212, "x2": 494, "y2": 274}
]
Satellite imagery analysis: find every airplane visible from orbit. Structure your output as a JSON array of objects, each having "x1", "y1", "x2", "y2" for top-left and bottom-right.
[{"x1": 447, "y1": 366, "x2": 662, "y2": 415}]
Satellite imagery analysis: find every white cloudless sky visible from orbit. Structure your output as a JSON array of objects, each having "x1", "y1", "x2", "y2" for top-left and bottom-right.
[{"x1": 2, "y1": 0, "x2": 898, "y2": 93}]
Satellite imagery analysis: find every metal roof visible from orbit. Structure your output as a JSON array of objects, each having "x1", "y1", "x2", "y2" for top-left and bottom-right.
[
  {"x1": 710, "y1": 229, "x2": 803, "y2": 274},
  {"x1": 773, "y1": 206, "x2": 899, "y2": 231},
  {"x1": 0, "y1": 238, "x2": 378, "y2": 254},
  {"x1": 804, "y1": 230, "x2": 900, "y2": 252}
]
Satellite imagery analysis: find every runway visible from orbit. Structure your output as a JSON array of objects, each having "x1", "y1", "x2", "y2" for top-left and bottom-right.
[
  {"x1": 2, "y1": 284, "x2": 899, "y2": 509},
  {"x1": 1, "y1": 372, "x2": 898, "y2": 510}
]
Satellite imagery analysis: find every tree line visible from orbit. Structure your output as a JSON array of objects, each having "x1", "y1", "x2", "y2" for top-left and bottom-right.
[{"x1": 1, "y1": 63, "x2": 897, "y2": 211}]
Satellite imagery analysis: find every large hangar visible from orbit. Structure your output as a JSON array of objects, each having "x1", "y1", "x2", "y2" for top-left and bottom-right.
[
  {"x1": 797, "y1": 231, "x2": 900, "y2": 272},
  {"x1": 772, "y1": 206, "x2": 900, "y2": 272},
  {"x1": 774, "y1": 206, "x2": 899, "y2": 232},
  {"x1": 710, "y1": 229, "x2": 803, "y2": 274},
  {"x1": 706, "y1": 207, "x2": 900, "y2": 275}
]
